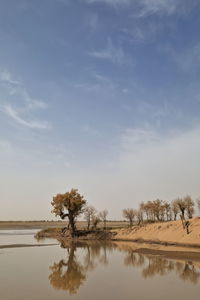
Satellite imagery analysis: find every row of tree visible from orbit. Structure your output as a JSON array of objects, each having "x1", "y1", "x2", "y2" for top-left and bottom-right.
[{"x1": 123, "y1": 196, "x2": 200, "y2": 227}]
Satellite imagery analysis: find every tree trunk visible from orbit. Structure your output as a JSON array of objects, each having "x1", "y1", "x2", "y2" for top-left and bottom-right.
[
  {"x1": 68, "y1": 215, "x2": 75, "y2": 237},
  {"x1": 87, "y1": 219, "x2": 90, "y2": 230},
  {"x1": 180, "y1": 214, "x2": 185, "y2": 229},
  {"x1": 104, "y1": 220, "x2": 106, "y2": 230},
  {"x1": 181, "y1": 209, "x2": 185, "y2": 219}
]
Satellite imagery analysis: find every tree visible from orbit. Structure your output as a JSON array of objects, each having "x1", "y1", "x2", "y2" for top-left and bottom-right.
[
  {"x1": 91, "y1": 214, "x2": 101, "y2": 229},
  {"x1": 163, "y1": 201, "x2": 171, "y2": 221},
  {"x1": 84, "y1": 206, "x2": 96, "y2": 230},
  {"x1": 135, "y1": 209, "x2": 143, "y2": 225},
  {"x1": 174, "y1": 196, "x2": 194, "y2": 220},
  {"x1": 122, "y1": 208, "x2": 136, "y2": 226},
  {"x1": 171, "y1": 200, "x2": 179, "y2": 220},
  {"x1": 51, "y1": 188, "x2": 86, "y2": 237},
  {"x1": 99, "y1": 210, "x2": 108, "y2": 229},
  {"x1": 174, "y1": 198, "x2": 187, "y2": 220},
  {"x1": 141, "y1": 202, "x2": 150, "y2": 221},
  {"x1": 184, "y1": 196, "x2": 194, "y2": 219},
  {"x1": 152, "y1": 199, "x2": 164, "y2": 221}
]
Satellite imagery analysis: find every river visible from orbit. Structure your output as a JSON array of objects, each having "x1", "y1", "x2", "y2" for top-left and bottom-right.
[{"x1": 0, "y1": 230, "x2": 200, "y2": 300}]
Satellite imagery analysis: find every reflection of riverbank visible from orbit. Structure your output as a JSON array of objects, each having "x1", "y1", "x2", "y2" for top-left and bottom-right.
[{"x1": 48, "y1": 240, "x2": 200, "y2": 296}]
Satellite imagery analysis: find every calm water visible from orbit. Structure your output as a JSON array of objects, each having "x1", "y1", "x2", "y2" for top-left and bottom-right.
[{"x1": 0, "y1": 230, "x2": 200, "y2": 300}]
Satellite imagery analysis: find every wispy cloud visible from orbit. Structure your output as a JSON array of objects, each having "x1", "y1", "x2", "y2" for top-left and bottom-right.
[
  {"x1": 85, "y1": 0, "x2": 198, "y2": 17},
  {"x1": 0, "y1": 70, "x2": 21, "y2": 85},
  {"x1": 136, "y1": 0, "x2": 179, "y2": 17},
  {"x1": 3, "y1": 105, "x2": 51, "y2": 129},
  {"x1": 0, "y1": 70, "x2": 51, "y2": 129},
  {"x1": 121, "y1": 127, "x2": 160, "y2": 152},
  {"x1": 89, "y1": 38, "x2": 127, "y2": 65}
]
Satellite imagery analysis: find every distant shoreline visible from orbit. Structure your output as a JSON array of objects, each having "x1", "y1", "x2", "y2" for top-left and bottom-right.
[
  {"x1": 0, "y1": 221, "x2": 66, "y2": 230},
  {"x1": 0, "y1": 220, "x2": 128, "y2": 230}
]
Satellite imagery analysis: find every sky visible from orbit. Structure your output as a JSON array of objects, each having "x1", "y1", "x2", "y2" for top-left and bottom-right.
[{"x1": 1, "y1": 0, "x2": 200, "y2": 220}]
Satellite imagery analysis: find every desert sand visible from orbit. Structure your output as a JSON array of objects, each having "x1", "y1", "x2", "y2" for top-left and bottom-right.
[{"x1": 113, "y1": 217, "x2": 200, "y2": 248}]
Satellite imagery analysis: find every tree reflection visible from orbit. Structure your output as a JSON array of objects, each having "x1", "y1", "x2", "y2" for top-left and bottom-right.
[
  {"x1": 178, "y1": 261, "x2": 200, "y2": 284},
  {"x1": 49, "y1": 241, "x2": 115, "y2": 295},
  {"x1": 49, "y1": 244, "x2": 86, "y2": 294},
  {"x1": 124, "y1": 251, "x2": 200, "y2": 284}
]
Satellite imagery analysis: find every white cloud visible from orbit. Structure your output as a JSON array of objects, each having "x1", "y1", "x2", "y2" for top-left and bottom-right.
[
  {"x1": 3, "y1": 105, "x2": 51, "y2": 129},
  {"x1": 0, "y1": 70, "x2": 51, "y2": 130},
  {"x1": 89, "y1": 38, "x2": 127, "y2": 65},
  {"x1": 21, "y1": 90, "x2": 47, "y2": 110},
  {"x1": 136, "y1": 0, "x2": 178, "y2": 17},
  {"x1": 0, "y1": 70, "x2": 21, "y2": 85}
]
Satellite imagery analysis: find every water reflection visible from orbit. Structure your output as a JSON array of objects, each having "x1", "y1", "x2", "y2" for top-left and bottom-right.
[
  {"x1": 48, "y1": 241, "x2": 200, "y2": 295},
  {"x1": 49, "y1": 244, "x2": 86, "y2": 294},
  {"x1": 49, "y1": 241, "x2": 115, "y2": 294},
  {"x1": 124, "y1": 251, "x2": 200, "y2": 284}
]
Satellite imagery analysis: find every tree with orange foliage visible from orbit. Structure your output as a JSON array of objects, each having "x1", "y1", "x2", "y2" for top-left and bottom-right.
[{"x1": 51, "y1": 188, "x2": 86, "y2": 237}]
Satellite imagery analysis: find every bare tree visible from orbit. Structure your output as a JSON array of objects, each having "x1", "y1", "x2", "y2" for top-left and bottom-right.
[
  {"x1": 163, "y1": 201, "x2": 171, "y2": 221},
  {"x1": 171, "y1": 200, "x2": 179, "y2": 220},
  {"x1": 122, "y1": 209, "x2": 136, "y2": 226},
  {"x1": 84, "y1": 206, "x2": 96, "y2": 230},
  {"x1": 135, "y1": 209, "x2": 143, "y2": 225},
  {"x1": 99, "y1": 210, "x2": 108, "y2": 229},
  {"x1": 174, "y1": 198, "x2": 187, "y2": 220},
  {"x1": 152, "y1": 199, "x2": 164, "y2": 221},
  {"x1": 139, "y1": 202, "x2": 145, "y2": 222},
  {"x1": 184, "y1": 196, "x2": 194, "y2": 219},
  {"x1": 141, "y1": 202, "x2": 150, "y2": 221},
  {"x1": 91, "y1": 214, "x2": 101, "y2": 229}
]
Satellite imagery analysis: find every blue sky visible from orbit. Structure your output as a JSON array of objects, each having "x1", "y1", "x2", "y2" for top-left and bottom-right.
[{"x1": 1, "y1": 0, "x2": 200, "y2": 220}]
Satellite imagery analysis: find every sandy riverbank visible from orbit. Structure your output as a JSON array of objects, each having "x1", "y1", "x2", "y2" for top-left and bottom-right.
[
  {"x1": 34, "y1": 217, "x2": 200, "y2": 256},
  {"x1": 113, "y1": 217, "x2": 200, "y2": 248}
]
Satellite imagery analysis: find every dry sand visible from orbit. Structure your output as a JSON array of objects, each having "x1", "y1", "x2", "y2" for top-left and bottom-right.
[{"x1": 113, "y1": 217, "x2": 200, "y2": 248}]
